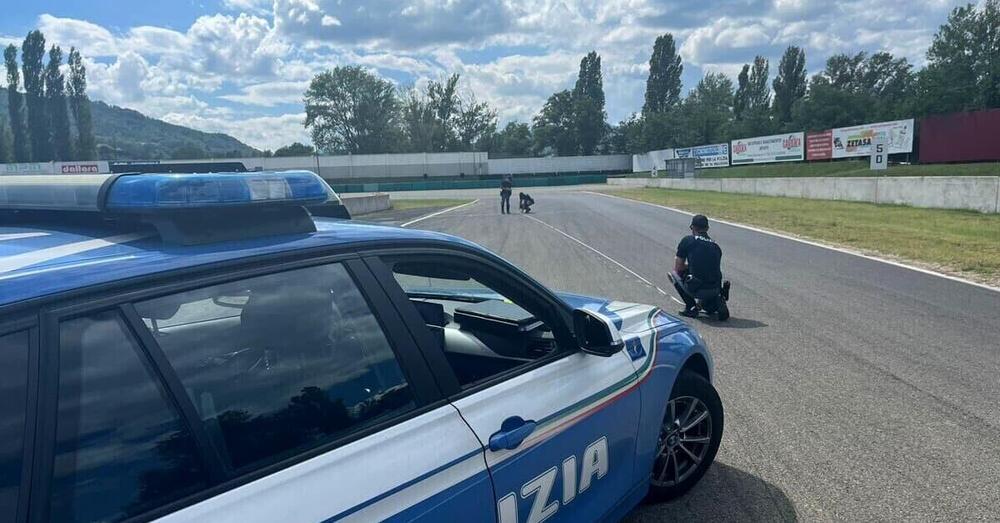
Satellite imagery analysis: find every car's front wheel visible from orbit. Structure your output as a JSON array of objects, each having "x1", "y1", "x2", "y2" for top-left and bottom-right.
[{"x1": 646, "y1": 370, "x2": 724, "y2": 502}]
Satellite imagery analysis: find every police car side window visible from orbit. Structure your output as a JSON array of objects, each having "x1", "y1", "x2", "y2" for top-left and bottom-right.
[
  {"x1": 0, "y1": 330, "x2": 29, "y2": 523},
  {"x1": 134, "y1": 263, "x2": 416, "y2": 473},
  {"x1": 389, "y1": 260, "x2": 563, "y2": 388},
  {"x1": 51, "y1": 312, "x2": 207, "y2": 523}
]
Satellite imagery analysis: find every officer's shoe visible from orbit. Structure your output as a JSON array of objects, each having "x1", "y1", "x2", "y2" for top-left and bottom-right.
[{"x1": 679, "y1": 308, "x2": 699, "y2": 318}]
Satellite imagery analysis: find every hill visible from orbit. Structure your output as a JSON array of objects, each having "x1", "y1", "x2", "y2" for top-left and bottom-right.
[{"x1": 0, "y1": 88, "x2": 259, "y2": 160}]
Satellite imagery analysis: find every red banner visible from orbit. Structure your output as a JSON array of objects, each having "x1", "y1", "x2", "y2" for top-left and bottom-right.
[
  {"x1": 919, "y1": 109, "x2": 1000, "y2": 163},
  {"x1": 806, "y1": 130, "x2": 833, "y2": 160}
]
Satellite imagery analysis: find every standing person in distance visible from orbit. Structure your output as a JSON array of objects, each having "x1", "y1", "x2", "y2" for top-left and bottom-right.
[{"x1": 499, "y1": 175, "x2": 513, "y2": 214}]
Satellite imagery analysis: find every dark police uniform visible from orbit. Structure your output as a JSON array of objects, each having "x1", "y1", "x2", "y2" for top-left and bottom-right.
[
  {"x1": 500, "y1": 178, "x2": 512, "y2": 214},
  {"x1": 673, "y1": 233, "x2": 722, "y2": 310}
]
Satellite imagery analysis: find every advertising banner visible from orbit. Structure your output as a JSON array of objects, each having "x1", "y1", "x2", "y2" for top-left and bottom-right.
[
  {"x1": 674, "y1": 143, "x2": 730, "y2": 168},
  {"x1": 918, "y1": 109, "x2": 1000, "y2": 163},
  {"x1": 806, "y1": 130, "x2": 833, "y2": 160},
  {"x1": 1, "y1": 163, "x2": 46, "y2": 175},
  {"x1": 57, "y1": 161, "x2": 108, "y2": 174},
  {"x1": 730, "y1": 132, "x2": 804, "y2": 164},
  {"x1": 832, "y1": 119, "x2": 913, "y2": 158}
]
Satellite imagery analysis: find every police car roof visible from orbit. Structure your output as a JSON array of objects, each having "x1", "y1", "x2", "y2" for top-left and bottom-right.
[{"x1": 0, "y1": 218, "x2": 472, "y2": 309}]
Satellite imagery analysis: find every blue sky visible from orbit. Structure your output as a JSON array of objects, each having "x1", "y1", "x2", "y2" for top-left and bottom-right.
[{"x1": 0, "y1": 0, "x2": 971, "y2": 150}]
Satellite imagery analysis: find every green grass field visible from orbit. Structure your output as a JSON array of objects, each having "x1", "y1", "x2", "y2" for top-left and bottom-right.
[
  {"x1": 630, "y1": 160, "x2": 1000, "y2": 179},
  {"x1": 389, "y1": 198, "x2": 471, "y2": 210},
  {"x1": 607, "y1": 188, "x2": 1000, "y2": 284}
]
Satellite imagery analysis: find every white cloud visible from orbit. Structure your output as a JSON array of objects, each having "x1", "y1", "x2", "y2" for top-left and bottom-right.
[
  {"x1": 223, "y1": 0, "x2": 272, "y2": 15},
  {"x1": 13, "y1": 0, "x2": 972, "y2": 152},
  {"x1": 187, "y1": 13, "x2": 288, "y2": 78},
  {"x1": 220, "y1": 80, "x2": 309, "y2": 106},
  {"x1": 163, "y1": 112, "x2": 311, "y2": 150},
  {"x1": 38, "y1": 14, "x2": 118, "y2": 56}
]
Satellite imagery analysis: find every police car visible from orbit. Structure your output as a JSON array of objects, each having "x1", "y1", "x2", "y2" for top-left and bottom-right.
[{"x1": 0, "y1": 171, "x2": 722, "y2": 523}]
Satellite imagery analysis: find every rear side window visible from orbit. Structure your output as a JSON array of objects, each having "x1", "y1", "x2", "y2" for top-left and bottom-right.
[
  {"x1": 51, "y1": 311, "x2": 207, "y2": 523},
  {"x1": 0, "y1": 330, "x2": 29, "y2": 523},
  {"x1": 134, "y1": 263, "x2": 416, "y2": 472}
]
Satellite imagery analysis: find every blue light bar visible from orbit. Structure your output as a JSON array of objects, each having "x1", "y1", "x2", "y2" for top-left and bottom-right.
[{"x1": 105, "y1": 171, "x2": 336, "y2": 211}]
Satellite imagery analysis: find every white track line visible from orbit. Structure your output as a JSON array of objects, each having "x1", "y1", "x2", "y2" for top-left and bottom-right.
[
  {"x1": 523, "y1": 214, "x2": 667, "y2": 296},
  {"x1": 588, "y1": 190, "x2": 1000, "y2": 294},
  {"x1": 401, "y1": 199, "x2": 479, "y2": 228}
]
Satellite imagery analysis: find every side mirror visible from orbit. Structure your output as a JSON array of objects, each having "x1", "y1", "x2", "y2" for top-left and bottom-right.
[{"x1": 572, "y1": 308, "x2": 624, "y2": 357}]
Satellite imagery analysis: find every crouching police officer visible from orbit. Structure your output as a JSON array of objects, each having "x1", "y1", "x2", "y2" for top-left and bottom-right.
[{"x1": 669, "y1": 214, "x2": 729, "y2": 319}]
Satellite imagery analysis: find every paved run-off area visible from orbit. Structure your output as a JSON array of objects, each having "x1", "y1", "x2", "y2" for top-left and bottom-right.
[{"x1": 400, "y1": 190, "x2": 1000, "y2": 521}]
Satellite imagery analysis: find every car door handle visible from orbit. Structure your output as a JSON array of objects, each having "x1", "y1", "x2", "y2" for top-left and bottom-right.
[{"x1": 489, "y1": 416, "x2": 537, "y2": 451}]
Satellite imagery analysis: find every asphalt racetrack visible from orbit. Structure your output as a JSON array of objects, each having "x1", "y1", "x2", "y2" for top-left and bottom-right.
[{"x1": 390, "y1": 189, "x2": 1000, "y2": 521}]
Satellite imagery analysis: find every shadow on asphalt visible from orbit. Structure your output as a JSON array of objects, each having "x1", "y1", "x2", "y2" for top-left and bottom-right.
[
  {"x1": 696, "y1": 317, "x2": 768, "y2": 329},
  {"x1": 624, "y1": 462, "x2": 797, "y2": 522}
]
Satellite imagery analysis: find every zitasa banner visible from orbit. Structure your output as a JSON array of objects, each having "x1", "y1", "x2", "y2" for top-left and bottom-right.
[
  {"x1": 831, "y1": 119, "x2": 914, "y2": 159},
  {"x1": 730, "y1": 132, "x2": 805, "y2": 165},
  {"x1": 674, "y1": 143, "x2": 730, "y2": 168}
]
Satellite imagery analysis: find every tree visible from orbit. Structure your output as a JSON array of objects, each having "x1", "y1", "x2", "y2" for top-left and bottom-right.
[
  {"x1": 572, "y1": 51, "x2": 606, "y2": 155},
  {"x1": 916, "y1": 0, "x2": 1000, "y2": 114},
  {"x1": 5, "y1": 44, "x2": 30, "y2": 162},
  {"x1": 172, "y1": 143, "x2": 206, "y2": 159},
  {"x1": 747, "y1": 55, "x2": 771, "y2": 112},
  {"x1": 825, "y1": 52, "x2": 867, "y2": 92},
  {"x1": 643, "y1": 34, "x2": 683, "y2": 115},
  {"x1": 273, "y1": 142, "x2": 315, "y2": 156},
  {"x1": 733, "y1": 64, "x2": 750, "y2": 122},
  {"x1": 22, "y1": 30, "x2": 48, "y2": 161},
  {"x1": 772, "y1": 46, "x2": 807, "y2": 126},
  {"x1": 67, "y1": 47, "x2": 96, "y2": 160},
  {"x1": 491, "y1": 121, "x2": 532, "y2": 157},
  {"x1": 398, "y1": 75, "x2": 496, "y2": 153},
  {"x1": 44, "y1": 45, "x2": 73, "y2": 160},
  {"x1": 792, "y1": 51, "x2": 915, "y2": 130},
  {"x1": 304, "y1": 66, "x2": 401, "y2": 154},
  {"x1": 792, "y1": 75, "x2": 869, "y2": 130},
  {"x1": 532, "y1": 90, "x2": 577, "y2": 155},
  {"x1": 685, "y1": 72, "x2": 734, "y2": 146},
  {"x1": 454, "y1": 95, "x2": 497, "y2": 151},
  {"x1": 607, "y1": 114, "x2": 644, "y2": 154},
  {"x1": 732, "y1": 56, "x2": 772, "y2": 137},
  {"x1": 427, "y1": 74, "x2": 461, "y2": 150},
  {"x1": 863, "y1": 52, "x2": 915, "y2": 119},
  {"x1": 0, "y1": 121, "x2": 11, "y2": 162},
  {"x1": 400, "y1": 86, "x2": 438, "y2": 153}
]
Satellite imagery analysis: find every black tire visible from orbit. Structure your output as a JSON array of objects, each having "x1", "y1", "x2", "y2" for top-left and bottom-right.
[
  {"x1": 646, "y1": 370, "x2": 724, "y2": 503},
  {"x1": 716, "y1": 300, "x2": 730, "y2": 321}
]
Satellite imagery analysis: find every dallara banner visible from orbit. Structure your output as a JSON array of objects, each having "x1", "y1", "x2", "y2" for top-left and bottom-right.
[
  {"x1": 832, "y1": 119, "x2": 913, "y2": 159},
  {"x1": 730, "y1": 132, "x2": 804, "y2": 164},
  {"x1": 674, "y1": 143, "x2": 730, "y2": 168}
]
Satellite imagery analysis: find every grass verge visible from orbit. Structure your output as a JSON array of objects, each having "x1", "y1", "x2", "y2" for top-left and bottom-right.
[
  {"x1": 607, "y1": 188, "x2": 1000, "y2": 286},
  {"x1": 390, "y1": 198, "x2": 472, "y2": 211},
  {"x1": 628, "y1": 161, "x2": 1000, "y2": 179}
]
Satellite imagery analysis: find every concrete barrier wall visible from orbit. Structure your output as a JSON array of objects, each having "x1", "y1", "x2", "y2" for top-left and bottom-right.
[
  {"x1": 489, "y1": 155, "x2": 630, "y2": 175},
  {"x1": 100, "y1": 153, "x2": 489, "y2": 180},
  {"x1": 607, "y1": 176, "x2": 1000, "y2": 213},
  {"x1": 340, "y1": 194, "x2": 390, "y2": 216}
]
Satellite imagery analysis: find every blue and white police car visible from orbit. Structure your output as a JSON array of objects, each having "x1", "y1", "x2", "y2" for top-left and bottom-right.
[{"x1": 0, "y1": 171, "x2": 722, "y2": 523}]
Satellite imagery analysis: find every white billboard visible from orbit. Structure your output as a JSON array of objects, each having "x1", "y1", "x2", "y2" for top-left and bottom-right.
[
  {"x1": 730, "y1": 132, "x2": 804, "y2": 165},
  {"x1": 674, "y1": 143, "x2": 730, "y2": 168},
  {"x1": 832, "y1": 119, "x2": 913, "y2": 159}
]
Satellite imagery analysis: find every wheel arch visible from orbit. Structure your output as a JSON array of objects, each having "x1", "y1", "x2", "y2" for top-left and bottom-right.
[{"x1": 679, "y1": 352, "x2": 711, "y2": 383}]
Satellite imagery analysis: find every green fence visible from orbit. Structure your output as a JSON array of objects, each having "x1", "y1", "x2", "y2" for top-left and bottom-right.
[{"x1": 328, "y1": 174, "x2": 608, "y2": 193}]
